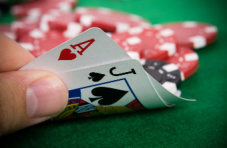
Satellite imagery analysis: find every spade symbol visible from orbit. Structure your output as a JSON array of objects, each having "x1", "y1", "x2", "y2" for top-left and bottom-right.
[
  {"x1": 89, "y1": 87, "x2": 128, "y2": 105},
  {"x1": 88, "y1": 72, "x2": 105, "y2": 82}
]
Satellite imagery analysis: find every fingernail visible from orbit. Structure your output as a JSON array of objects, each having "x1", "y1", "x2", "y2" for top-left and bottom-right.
[{"x1": 26, "y1": 77, "x2": 68, "y2": 118}]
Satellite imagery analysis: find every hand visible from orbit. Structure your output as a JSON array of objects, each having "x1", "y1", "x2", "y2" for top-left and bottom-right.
[{"x1": 0, "y1": 33, "x2": 68, "y2": 136}]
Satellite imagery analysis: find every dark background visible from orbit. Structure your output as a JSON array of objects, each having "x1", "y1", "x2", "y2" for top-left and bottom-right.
[{"x1": 0, "y1": 0, "x2": 227, "y2": 147}]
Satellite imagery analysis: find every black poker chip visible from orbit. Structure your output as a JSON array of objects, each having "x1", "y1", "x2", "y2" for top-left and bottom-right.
[{"x1": 142, "y1": 60, "x2": 182, "y2": 88}]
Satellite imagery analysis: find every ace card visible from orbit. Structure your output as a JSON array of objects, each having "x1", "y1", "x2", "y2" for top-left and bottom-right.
[{"x1": 21, "y1": 28, "x2": 131, "y2": 73}]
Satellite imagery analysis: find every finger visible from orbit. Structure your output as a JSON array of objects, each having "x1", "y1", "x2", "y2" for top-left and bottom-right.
[
  {"x1": 0, "y1": 70, "x2": 68, "y2": 136},
  {"x1": 0, "y1": 33, "x2": 35, "y2": 72}
]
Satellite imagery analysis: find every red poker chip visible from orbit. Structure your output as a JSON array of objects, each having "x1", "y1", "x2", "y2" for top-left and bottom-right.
[
  {"x1": 44, "y1": 12, "x2": 85, "y2": 38},
  {"x1": 11, "y1": 0, "x2": 76, "y2": 18},
  {"x1": 112, "y1": 27, "x2": 177, "y2": 60},
  {"x1": 140, "y1": 28, "x2": 177, "y2": 60},
  {"x1": 62, "y1": 22, "x2": 86, "y2": 38},
  {"x1": 154, "y1": 21, "x2": 218, "y2": 49},
  {"x1": 19, "y1": 29, "x2": 45, "y2": 43},
  {"x1": 0, "y1": 24, "x2": 15, "y2": 40},
  {"x1": 19, "y1": 29, "x2": 69, "y2": 57},
  {"x1": 111, "y1": 32, "x2": 144, "y2": 55},
  {"x1": 47, "y1": 12, "x2": 76, "y2": 31},
  {"x1": 11, "y1": 18, "x2": 40, "y2": 40},
  {"x1": 74, "y1": 7, "x2": 151, "y2": 33},
  {"x1": 164, "y1": 46, "x2": 199, "y2": 80}
]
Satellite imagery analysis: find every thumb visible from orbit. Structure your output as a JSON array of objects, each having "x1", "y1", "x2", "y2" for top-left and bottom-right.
[{"x1": 0, "y1": 70, "x2": 68, "y2": 135}]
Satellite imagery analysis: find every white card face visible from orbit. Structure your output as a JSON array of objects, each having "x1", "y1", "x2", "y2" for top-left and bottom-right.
[
  {"x1": 58, "y1": 59, "x2": 167, "y2": 109},
  {"x1": 21, "y1": 28, "x2": 130, "y2": 73}
]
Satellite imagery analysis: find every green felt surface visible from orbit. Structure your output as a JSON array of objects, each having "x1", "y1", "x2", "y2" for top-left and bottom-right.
[{"x1": 0, "y1": 0, "x2": 227, "y2": 147}]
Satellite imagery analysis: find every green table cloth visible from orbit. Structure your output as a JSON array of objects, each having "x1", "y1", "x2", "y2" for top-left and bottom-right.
[{"x1": 0, "y1": 0, "x2": 226, "y2": 147}]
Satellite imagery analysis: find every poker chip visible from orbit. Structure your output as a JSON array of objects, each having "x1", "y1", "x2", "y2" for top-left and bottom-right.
[
  {"x1": 111, "y1": 32, "x2": 144, "y2": 55},
  {"x1": 111, "y1": 27, "x2": 177, "y2": 60},
  {"x1": 62, "y1": 22, "x2": 85, "y2": 38},
  {"x1": 11, "y1": 18, "x2": 40, "y2": 40},
  {"x1": 41, "y1": 12, "x2": 85, "y2": 38},
  {"x1": 19, "y1": 29, "x2": 69, "y2": 57},
  {"x1": 164, "y1": 46, "x2": 199, "y2": 80},
  {"x1": 141, "y1": 60, "x2": 181, "y2": 94},
  {"x1": 19, "y1": 29, "x2": 46, "y2": 42},
  {"x1": 74, "y1": 7, "x2": 151, "y2": 33},
  {"x1": 12, "y1": 11, "x2": 85, "y2": 39},
  {"x1": 47, "y1": 12, "x2": 76, "y2": 31},
  {"x1": 140, "y1": 28, "x2": 177, "y2": 60},
  {"x1": 11, "y1": 0, "x2": 76, "y2": 19},
  {"x1": 153, "y1": 21, "x2": 218, "y2": 49}
]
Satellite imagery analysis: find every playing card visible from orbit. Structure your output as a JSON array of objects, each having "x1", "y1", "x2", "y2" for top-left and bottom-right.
[
  {"x1": 59, "y1": 59, "x2": 167, "y2": 108},
  {"x1": 53, "y1": 59, "x2": 171, "y2": 120},
  {"x1": 21, "y1": 28, "x2": 130, "y2": 73}
]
